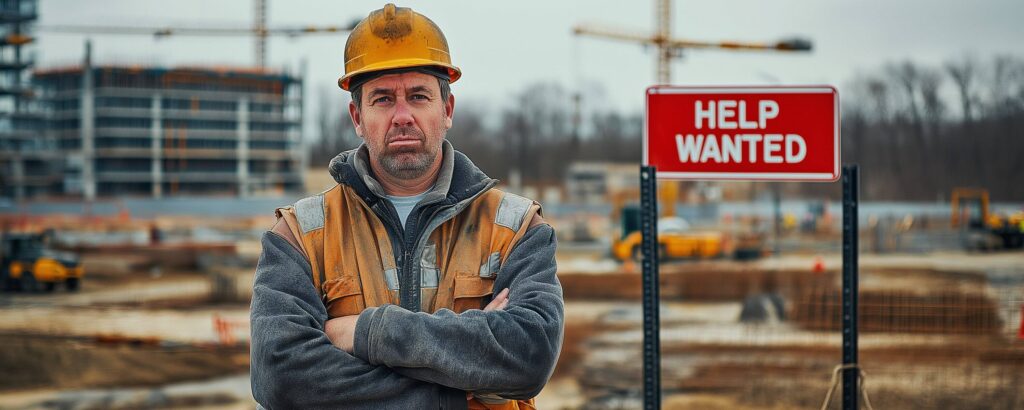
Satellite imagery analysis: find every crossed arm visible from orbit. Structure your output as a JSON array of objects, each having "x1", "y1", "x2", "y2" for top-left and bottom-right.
[
  {"x1": 325, "y1": 287, "x2": 511, "y2": 353},
  {"x1": 249, "y1": 224, "x2": 563, "y2": 408}
]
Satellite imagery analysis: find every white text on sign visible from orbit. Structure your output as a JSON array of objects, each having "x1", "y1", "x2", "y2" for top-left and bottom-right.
[{"x1": 676, "y1": 100, "x2": 806, "y2": 164}]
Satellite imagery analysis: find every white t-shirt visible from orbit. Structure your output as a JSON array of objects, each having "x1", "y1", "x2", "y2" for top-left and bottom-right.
[{"x1": 385, "y1": 190, "x2": 430, "y2": 228}]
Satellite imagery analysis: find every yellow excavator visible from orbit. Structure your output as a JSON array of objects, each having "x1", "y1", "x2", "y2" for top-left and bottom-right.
[
  {"x1": 1, "y1": 232, "x2": 84, "y2": 292},
  {"x1": 951, "y1": 188, "x2": 1024, "y2": 251},
  {"x1": 610, "y1": 181, "x2": 761, "y2": 261}
]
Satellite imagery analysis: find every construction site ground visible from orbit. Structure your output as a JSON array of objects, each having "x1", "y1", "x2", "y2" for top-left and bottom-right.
[{"x1": 1, "y1": 244, "x2": 1022, "y2": 409}]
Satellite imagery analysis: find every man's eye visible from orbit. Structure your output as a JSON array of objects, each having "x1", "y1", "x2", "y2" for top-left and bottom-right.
[
  {"x1": 410, "y1": 94, "x2": 429, "y2": 101},
  {"x1": 372, "y1": 96, "x2": 393, "y2": 104}
]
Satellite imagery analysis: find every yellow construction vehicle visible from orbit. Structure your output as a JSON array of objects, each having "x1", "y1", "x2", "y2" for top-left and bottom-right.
[
  {"x1": 612, "y1": 210, "x2": 725, "y2": 261},
  {"x1": 951, "y1": 188, "x2": 1024, "y2": 251},
  {"x1": 1, "y1": 232, "x2": 84, "y2": 292},
  {"x1": 611, "y1": 181, "x2": 732, "y2": 261}
]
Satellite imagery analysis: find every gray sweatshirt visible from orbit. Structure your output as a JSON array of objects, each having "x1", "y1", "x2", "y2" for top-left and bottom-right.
[{"x1": 249, "y1": 143, "x2": 564, "y2": 409}]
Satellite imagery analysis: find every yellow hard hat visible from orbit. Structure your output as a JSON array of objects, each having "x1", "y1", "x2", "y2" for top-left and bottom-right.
[{"x1": 338, "y1": 3, "x2": 461, "y2": 91}]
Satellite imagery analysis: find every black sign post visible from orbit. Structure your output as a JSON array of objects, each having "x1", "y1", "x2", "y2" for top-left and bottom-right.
[
  {"x1": 841, "y1": 165, "x2": 860, "y2": 410},
  {"x1": 640, "y1": 165, "x2": 661, "y2": 409}
]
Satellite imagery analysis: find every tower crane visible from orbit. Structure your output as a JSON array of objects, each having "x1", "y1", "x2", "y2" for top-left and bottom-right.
[
  {"x1": 36, "y1": 0, "x2": 358, "y2": 70},
  {"x1": 573, "y1": 0, "x2": 812, "y2": 84}
]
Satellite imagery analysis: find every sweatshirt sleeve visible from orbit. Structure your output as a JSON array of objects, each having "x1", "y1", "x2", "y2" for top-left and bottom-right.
[
  {"x1": 249, "y1": 231, "x2": 467, "y2": 409},
  {"x1": 351, "y1": 224, "x2": 564, "y2": 400}
]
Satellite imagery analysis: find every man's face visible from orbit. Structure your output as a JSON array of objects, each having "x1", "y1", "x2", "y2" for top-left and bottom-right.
[{"x1": 349, "y1": 71, "x2": 454, "y2": 181}]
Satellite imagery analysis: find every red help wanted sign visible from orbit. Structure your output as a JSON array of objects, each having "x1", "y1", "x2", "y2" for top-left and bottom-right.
[{"x1": 644, "y1": 86, "x2": 840, "y2": 181}]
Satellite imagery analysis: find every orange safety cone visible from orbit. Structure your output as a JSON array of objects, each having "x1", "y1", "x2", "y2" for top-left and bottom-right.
[
  {"x1": 812, "y1": 256, "x2": 826, "y2": 274},
  {"x1": 623, "y1": 258, "x2": 636, "y2": 274},
  {"x1": 213, "y1": 314, "x2": 235, "y2": 345},
  {"x1": 213, "y1": 314, "x2": 223, "y2": 343}
]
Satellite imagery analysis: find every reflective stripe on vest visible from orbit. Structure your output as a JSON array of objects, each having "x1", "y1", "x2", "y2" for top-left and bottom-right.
[{"x1": 293, "y1": 194, "x2": 325, "y2": 233}]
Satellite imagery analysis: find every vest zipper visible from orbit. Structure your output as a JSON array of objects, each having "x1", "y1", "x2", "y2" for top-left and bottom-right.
[
  {"x1": 381, "y1": 179, "x2": 499, "y2": 312},
  {"x1": 399, "y1": 203, "x2": 432, "y2": 312},
  {"x1": 404, "y1": 181, "x2": 499, "y2": 312},
  {"x1": 372, "y1": 197, "x2": 429, "y2": 312},
  {"x1": 368, "y1": 200, "x2": 409, "y2": 309}
]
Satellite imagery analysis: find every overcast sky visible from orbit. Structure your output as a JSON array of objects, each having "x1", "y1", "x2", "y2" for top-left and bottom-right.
[{"x1": 36, "y1": 0, "x2": 1024, "y2": 131}]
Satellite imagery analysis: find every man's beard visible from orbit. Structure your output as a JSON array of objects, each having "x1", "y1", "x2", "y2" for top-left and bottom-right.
[{"x1": 379, "y1": 126, "x2": 439, "y2": 180}]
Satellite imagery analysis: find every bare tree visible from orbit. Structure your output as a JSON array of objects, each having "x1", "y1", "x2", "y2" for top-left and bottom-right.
[
  {"x1": 945, "y1": 55, "x2": 978, "y2": 123},
  {"x1": 310, "y1": 87, "x2": 360, "y2": 167},
  {"x1": 840, "y1": 55, "x2": 1024, "y2": 201}
]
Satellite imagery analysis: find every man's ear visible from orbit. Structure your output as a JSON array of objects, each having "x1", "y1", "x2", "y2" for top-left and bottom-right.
[
  {"x1": 444, "y1": 93, "x2": 455, "y2": 129},
  {"x1": 348, "y1": 100, "x2": 364, "y2": 138}
]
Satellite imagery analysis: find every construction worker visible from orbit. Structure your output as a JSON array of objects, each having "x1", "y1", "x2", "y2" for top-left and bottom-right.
[{"x1": 249, "y1": 4, "x2": 563, "y2": 409}]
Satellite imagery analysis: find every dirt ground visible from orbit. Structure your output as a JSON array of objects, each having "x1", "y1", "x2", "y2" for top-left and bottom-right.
[
  {"x1": 551, "y1": 249, "x2": 1024, "y2": 409},
  {"x1": 0, "y1": 333, "x2": 249, "y2": 393},
  {"x1": 0, "y1": 263, "x2": 255, "y2": 409},
  {"x1": 1, "y1": 247, "x2": 1022, "y2": 409}
]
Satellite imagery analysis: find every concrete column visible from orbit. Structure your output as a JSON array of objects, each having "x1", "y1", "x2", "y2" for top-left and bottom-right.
[
  {"x1": 237, "y1": 97, "x2": 250, "y2": 197},
  {"x1": 295, "y1": 60, "x2": 307, "y2": 191},
  {"x1": 150, "y1": 94, "x2": 162, "y2": 198},
  {"x1": 80, "y1": 40, "x2": 96, "y2": 201},
  {"x1": 12, "y1": 156, "x2": 24, "y2": 202}
]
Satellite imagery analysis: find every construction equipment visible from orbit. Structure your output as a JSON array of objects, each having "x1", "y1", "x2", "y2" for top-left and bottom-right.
[
  {"x1": 606, "y1": 172, "x2": 771, "y2": 261},
  {"x1": 951, "y1": 187, "x2": 1024, "y2": 251},
  {"x1": 612, "y1": 205, "x2": 725, "y2": 261},
  {"x1": 1, "y1": 232, "x2": 83, "y2": 292},
  {"x1": 610, "y1": 179, "x2": 766, "y2": 261},
  {"x1": 800, "y1": 199, "x2": 834, "y2": 234}
]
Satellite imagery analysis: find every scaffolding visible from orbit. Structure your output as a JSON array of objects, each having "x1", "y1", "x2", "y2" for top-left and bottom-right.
[
  {"x1": 0, "y1": 0, "x2": 58, "y2": 201},
  {"x1": 32, "y1": 46, "x2": 304, "y2": 199}
]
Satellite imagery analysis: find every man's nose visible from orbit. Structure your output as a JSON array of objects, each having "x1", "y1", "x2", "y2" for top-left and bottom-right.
[{"x1": 392, "y1": 99, "x2": 414, "y2": 128}]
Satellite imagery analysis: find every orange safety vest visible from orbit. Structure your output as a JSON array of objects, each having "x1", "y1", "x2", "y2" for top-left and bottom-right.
[{"x1": 275, "y1": 182, "x2": 541, "y2": 410}]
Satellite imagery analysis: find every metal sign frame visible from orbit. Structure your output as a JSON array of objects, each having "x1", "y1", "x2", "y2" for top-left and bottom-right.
[{"x1": 639, "y1": 88, "x2": 856, "y2": 410}]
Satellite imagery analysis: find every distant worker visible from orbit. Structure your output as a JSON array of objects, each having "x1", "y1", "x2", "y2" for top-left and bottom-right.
[{"x1": 249, "y1": 4, "x2": 563, "y2": 409}]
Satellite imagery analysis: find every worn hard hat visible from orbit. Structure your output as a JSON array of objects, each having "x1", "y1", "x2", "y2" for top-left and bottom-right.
[{"x1": 338, "y1": 3, "x2": 461, "y2": 91}]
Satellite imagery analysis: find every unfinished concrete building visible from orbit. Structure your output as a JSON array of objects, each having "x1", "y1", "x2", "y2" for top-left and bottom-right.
[
  {"x1": 0, "y1": 0, "x2": 54, "y2": 201},
  {"x1": 31, "y1": 45, "x2": 305, "y2": 199}
]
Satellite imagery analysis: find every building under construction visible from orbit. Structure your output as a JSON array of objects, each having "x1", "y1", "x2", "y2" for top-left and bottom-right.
[
  {"x1": 0, "y1": 0, "x2": 54, "y2": 201},
  {"x1": 28, "y1": 45, "x2": 304, "y2": 200}
]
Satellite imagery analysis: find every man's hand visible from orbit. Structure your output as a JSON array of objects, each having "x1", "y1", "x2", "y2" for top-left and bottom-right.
[
  {"x1": 484, "y1": 288, "x2": 509, "y2": 311},
  {"x1": 325, "y1": 315, "x2": 359, "y2": 353},
  {"x1": 467, "y1": 288, "x2": 511, "y2": 401}
]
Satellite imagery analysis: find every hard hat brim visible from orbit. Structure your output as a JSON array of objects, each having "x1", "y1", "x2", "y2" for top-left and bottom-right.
[{"x1": 338, "y1": 58, "x2": 461, "y2": 91}]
